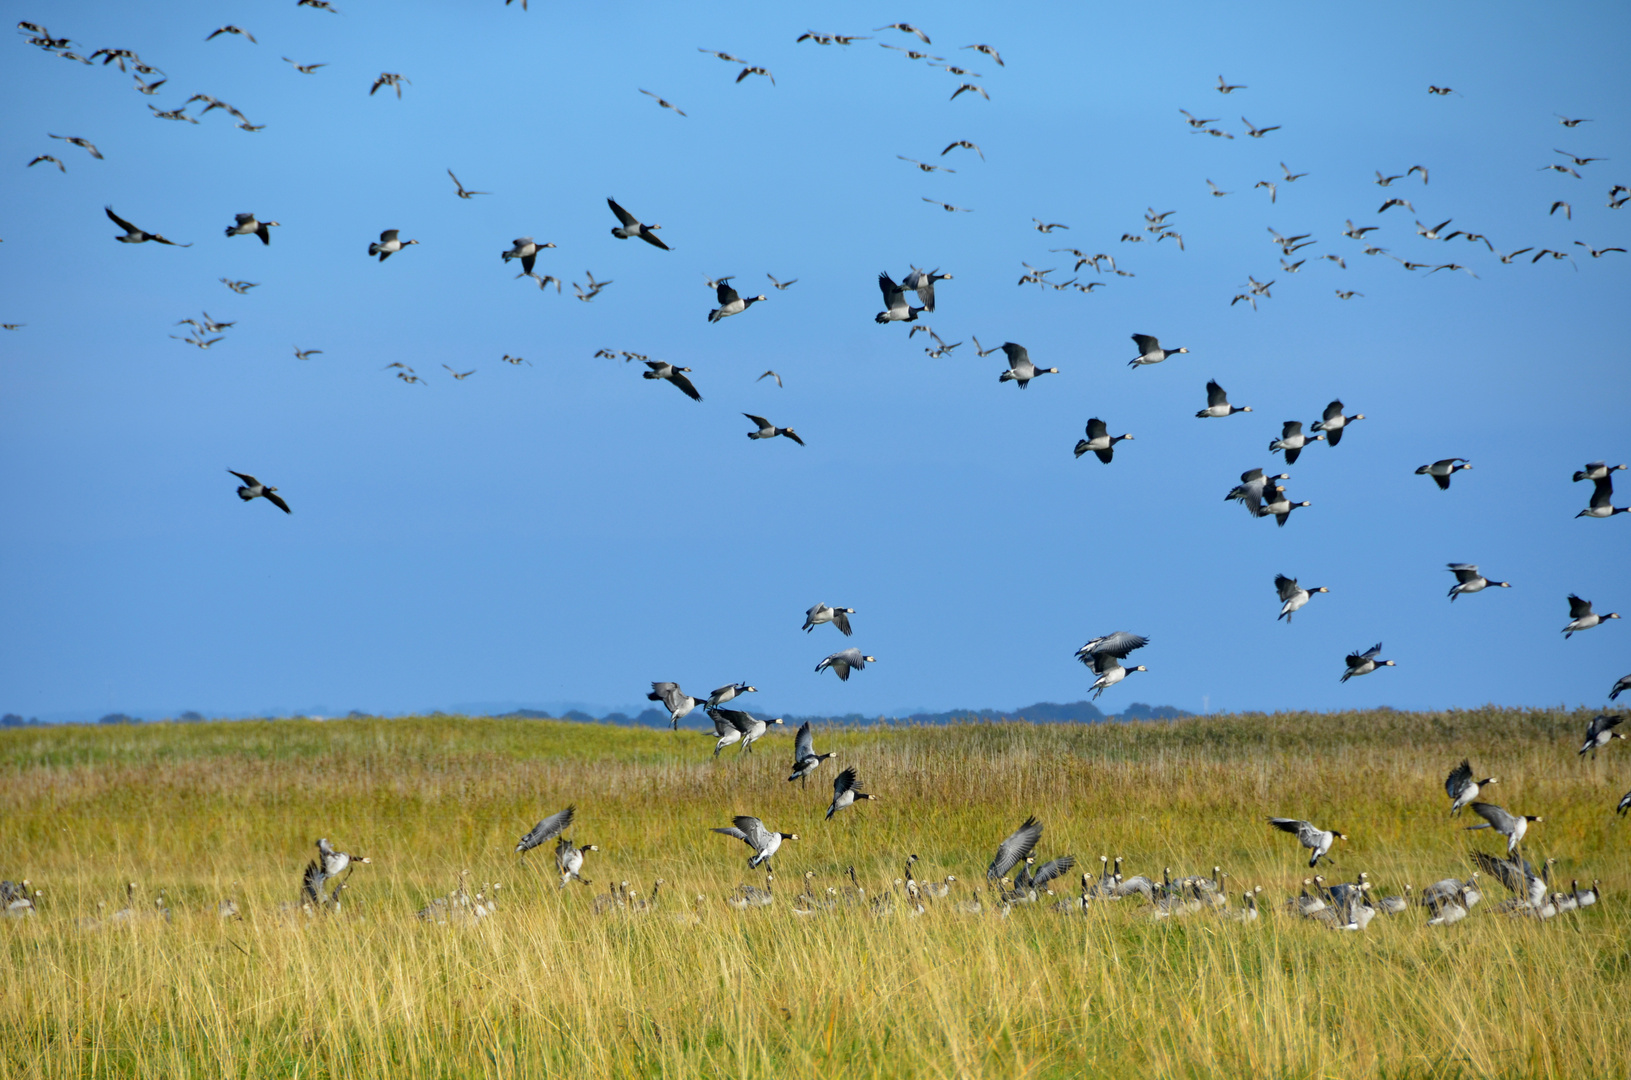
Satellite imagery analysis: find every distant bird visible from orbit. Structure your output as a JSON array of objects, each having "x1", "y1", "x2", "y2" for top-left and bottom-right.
[
  {"x1": 766, "y1": 273, "x2": 797, "y2": 290},
  {"x1": 744, "y1": 413, "x2": 802, "y2": 445},
  {"x1": 757, "y1": 370, "x2": 783, "y2": 387},
  {"x1": 1556, "y1": 149, "x2": 1607, "y2": 167},
  {"x1": 876, "y1": 23, "x2": 931, "y2": 43},
  {"x1": 1466, "y1": 802, "x2": 1540, "y2": 856},
  {"x1": 638, "y1": 89, "x2": 686, "y2": 116},
  {"x1": 803, "y1": 603, "x2": 854, "y2": 636},
  {"x1": 1378, "y1": 198, "x2": 1414, "y2": 214},
  {"x1": 1033, "y1": 218, "x2": 1069, "y2": 233},
  {"x1": 47, "y1": 134, "x2": 101, "y2": 158},
  {"x1": 709, "y1": 280, "x2": 767, "y2": 322},
  {"x1": 227, "y1": 470, "x2": 290, "y2": 514},
  {"x1": 899, "y1": 156, "x2": 954, "y2": 173},
  {"x1": 1074, "y1": 418, "x2": 1132, "y2": 464},
  {"x1": 1269, "y1": 421, "x2": 1323, "y2": 464},
  {"x1": 642, "y1": 361, "x2": 701, "y2": 402},
  {"x1": 963, "y1": 43, "x2": 1003, "y2": 66},
  {"x1": 901, "y1": 268, "x2": 952, "y2": 312},
  {"x1": 1311, "y1": 401, "x2": 1363, "y2": 446},
  {"x1": 1129, "y1": 333, "x2": 1187, "y2": 368},
  {"x1": 446, "y1": 170, "x2": 488, "y2": 198},
  {"x1": 1340, "y1": 643, "x2": 1394, "y2": 682},
  {"x1": 1275, "y1": 575, "x2": 1327, "y2": 623},
  {"x1": 697, "y1": 48, "x2": 746, "y2": 63},
  {"x1": 224, "y1": 212, "x2": 279, "y2": 245},
  {"x1": 1576, "y1": 242, "x2": 1627, "y2": 259},
  {"x1": 205, "y1": 25, "x2": 257, "y2": 43},
  {"x1": 786, "y1": 722, "x2": 835, "y2": 786},
  {"x1": 442, "y1": 365, "x2": 474, "y2": 380},
  {"x1": 816, "y1": 649, "x2": 874, "y2": 681},
  {"x1": 1556, "y1": 114, "x2": 1592, "y2": 127},
  {"x1": 297, "y1": 0, "x2": 339, "y2": 11},
  {"x1": 516, "y1": 806, "x2": 575, "y2": 854},
  {"x1": 647, "y1": 682, "x2": 701, "y2": 728},
  {"x1": 1426, "y1": 85, "x2": 1458, "y2": 96},
  {"x1": 998, "y1": 342, "x2": 1057, "y2": 389},
  {"x1": 1416, "y1": 458, "x2": 1472, "y2": 490},
  {"x1": 1578, "y1": 714, "x2": 1624, "y2": 758},
  {"x1": 1240, "y1": 116, "x2": 1280, "y2": 138},
  {"x1": 1268, "y1": 818, "x2": 1345, "y2": 867},
  {"x1": 1254, "y1": 181, "x2": 1277, "y2": 203},
  {"x1": 105, "y1": 206, "x2": 189, "y2": 246},
  {"x1": 1216, "y1": 75, "x2": 1246, "y2": 93},
  {"x1": 941, "y1": 140, "x2": 983, "y2": 160},
  {"x1": 220, "y1": 278, "x2": 258, "y2": 294},
  {"x1": 988, "y1": 817, "x2": 1044, "y2": 880},
  {"x1": 735, "y1": 65, "x2": 775, "y2": 85},
  {"x1": 826, "y1": 767, "x2": 877, "y2": 820},
  {"x1": 1197, "y1": 379, "x2": 1251, "y2": 418},
  {"x1": 133, "y1": 73, "x2": 168, "y2": 92},
  {"x1": 1281, "y1": 162, "x2": 1308, "y2": 181},
  {"x1": 1206, "y1": 179, "x2": 1231, "y2": 197},
  {"x1": 27, "y1": 154, "x2": 64, "y2": 172},
  {"x1": 921, "y1": 198, "x2": 971, "y2": 212},
  {"x1": 1345, "y1": 220, "x2": 1379, "y2": 239},
  {"x1": 292, "y1": 347, "x2": 323, "y2": 360},
  {"x1": 1563, "y1": 594, "x2": 1619, "y2": 638},
  {"x1": 370, "y1": 72, "x2": 410, "y2": 98},
  {"x1": 1549, "y1": 200, "x2": 1572, "y2": 220},
  {"x1": 1447, "y1": 564, "x2": 1511, "y2": 601},
  {"x1": 713, "y1": 816, "x2": 797, "y2": 869},
  {"x1": 607, "y1": 198, "x2": 669, "y2": 250},
  {"x1": 1445, "y1": 761, "x2": 1496, "y2": 816},
  {"x1": 875, "y1": 272, "x2": 923, "y2": 323},
  {"x1": 282, "y1": 57, "x2": 326, "y2": 73},
  {"x1": 501, "y1": 237, "x2": 556, "y2": 276},
  {"x1": 1540, "y1": 163, "x2": 1581, "y2": 179},
  {"x1": 1179, "y1": 109, "x2": 1219, "y2": 128},
  {"x1": 1612, "y1": 674, "x2": 1631, "y2": 701},
  {"x1": 368, "y1": 229, "x2": 418, "y2": 261},
  {"x1": 1075, "y1": 632, "x2": 1148, "y2": 699}
]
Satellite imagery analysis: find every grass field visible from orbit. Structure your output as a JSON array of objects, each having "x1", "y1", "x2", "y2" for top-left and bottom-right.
[{"x1": 2, "y1": 708, "x2": 1627, "y2": 1080}]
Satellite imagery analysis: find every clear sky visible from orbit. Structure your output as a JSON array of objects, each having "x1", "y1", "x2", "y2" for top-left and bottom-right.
[{"x1": 2, "y1": 0, "x2": 1627, "y2": 722}]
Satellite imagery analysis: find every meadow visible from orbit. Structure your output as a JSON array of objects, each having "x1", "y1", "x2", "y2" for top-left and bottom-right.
[{"x1": 1, "y1": 708, "x2": 1627, "y2": 1080}]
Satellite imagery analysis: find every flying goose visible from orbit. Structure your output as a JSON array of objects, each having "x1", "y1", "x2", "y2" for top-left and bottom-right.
[
  {"x1": 1340, "y1": 643, "x2": 1394, "y2": 682},
  {"x1": 1074, "y1": 418, "x2": 1133, "y2": 463},
  {"x1": 1129, "y1": 333, "x2": 1187, "y2": 367},
  {"x1": 1275, "y1": 575, "x2": 1327, "y2": 622},
  {"x1": 282, "y1": 57, "x2": 326, "y2": 73},
  {"x1": 501, "y1": 237, "x2": 556, "y2": 275},
  {"x1": 302, "y1": 838, "x2": 370, "y2": 904},
  {"x1": 1268, "y1": 818, "x2": 1345, "y2": 867},
  {"x1": 1269, "y1": 421, "x2": 1323, "y2": 464},
  {"x1": 712, "y1": 816, "x2": 797, "y2": 869},
  {"x1": 786, "y1": 721, "x2": 835, "y2": 786},
  {"x1": 225, "y1": 213, "x2": 280, "y2": 244},
  {"x1": 515, "y1": 805, "x2": 575, "y2": 854},
  {"x1": 221, "y1": 278, "x2": 258, "y2": 294},
  {"x1": 47, "y1": 133, "x2": 101, "y2": 159},
  {"x1": 941, "y1": 140, "x2": 984, "y2": 159},
  {"x1": 1310, "y1": 401, "x2": 1363, "y2": 446},
  {"x1": 826, "y1": 766, "x2": 877, "y2": 819},
  {"x1": 1578, "y1": 713, "x2": 1624, "y2": 758},
  {"x1": 998, "y1": 342, "x2": 1057, "y2": 388},
  {"x1": 987, "y1": 817, "x2": 1043, "y2": 880},
  {"x1": 706, "y1": 682, "x2": 756, "y2": 708},
  {"x1": 765, "y1": 273, "x2": 796, "y2": 291},
  {"x1": 899, "y1": 155, "x2": 955, "y2": 173},
  {"x1": 1196, "y1": 379, "x2": 1251, "y2": 417},
  {"x1": 607, "y1": 198, "x2": 669, "y2": 250},
  {"x1": 370, "y1": 73, "x2": 410, "y2": 97},
  {"x1": 555, "y1": 836, "x2": 598, "y2": 886},
  {"x1": 710, "y1": 707, "x2": 782, "y2": 754},
  {"x1": 803, "y1": 603, "x2": 855, "y2": 636},
  {"x1": 709, "y1": 281, "x2": 767, "y2": 322},
  {"x1": 735, "y1": 65, "x2": 775, "y2": 85},
  {"x1": 1578, "y1": 475, "x2": 1629, "y2": 518},
  {"x1": 875, "y1": 271, "x2": 924, "y2": 323},
  {"x1": 901, "y1": 268, "x2": 953, "y2": 312},
  {"x1": 1563, "y1": 594, "x2": 1619, "y2": 637},
  {"x1": 1611, "y1": 673, "x2": 1631, "y2": 701},
  {"x1": 1416, "y1": 458, "x2": 1472, "y2": 489},
  {"x1": 1075, "y1": 632, "x2": 1148, "y2": 699},
  {"x1": 368, "y1": 229, "x2": 418, "y2": 260},
  {"x1": 1206, "y1": 179, "x2": 1231, "y2": 197},
  {"x1": 105, "y1": 206, "x2": 190, "y2": 246},
  {"x1": 1227, "y1": 468, "x2": 1290, "y2": 517},
  {"x1": 1216, "y1": 75, "x2": 1246, "y2": 93},
  {"x1": 1240, "y1": 116, "x2": 1280, "y2": 138},
  {"x1": 1447, "y1": 564, "x2": 1511, "y2": 601},
  {"x1": 816, "y1": 648, "x2": 875, "y2": 681},
  {"x1": 638, "y1": 88, "x2": 686, "y2": 116},
  {"x1": 227, "y1": 470, "x2": 290, "y2": 513},
  {"x1": 1466, "y1": 802, "x2": 1540, "y2": 855},
  {"x1": 205, "y1": 25, "x2": 257, "y2": 43},
  {"x1": 647, "y1": 682, "x2": 702, "y2": 727},
  {"x1": 27, "y1": 154, "x2": 65, "y2": 172},
  {"x1": 949, "y1": 83, "x2": 988, "y2": 102},
  {"x1": 1260, "y1": 485, "x2": 1310, "y2": 527},
  {"x1": 921, "y1": 198, "x2": 972, "y2": 212},
  {"x1": 642, "y1": 361, "x2": 702, "y2": 402},
  {"x1": 704, "y1": 709, "x2": 744, "y2": 757},
  {"x1": 1445, "y1": 761, "x2": 1496, "y2": 815}
]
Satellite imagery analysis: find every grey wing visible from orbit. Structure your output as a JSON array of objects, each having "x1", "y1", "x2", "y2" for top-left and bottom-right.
[
  {"x1": 669, "y1": 371, "x2": 703, "y2": 401},
  {"x1": 708, "y1": 711, "x2": 734, "y2": 737},
  {"x1": 105, "y1": 205, "x2": 138, "y2": 232},
  {"x1": 228, "y1": 470, "x2": 259, "y2": 486},
  {"x1": 733, "y1": 816, "x2": 773, "y2": 850},
  {"x1": 988, "y1": 816, "x2": 1043, "y2": 880},
  {"x1": 1206, "y1": 380, "x2": 1227, "y2": 408},
  {"x1": 1000, "y1": 342, "x2": 1029, "y2": 367},
  {"x1": 1359, "y1": 642, "x2": 1382, "y2": 661},
  {"x1": 607, "y1": 198, "x2": 638, "y2": 227},
  {"x1": 1445, "y1": 759, "x2": 1472, "y2": 799},
  {"x1": 793, "y1": 722, "x2": 814, "y2": 761},
  {"x1": 379, "y1": 229, "x2": 400, "y2": 243},
  {"x1": 1274, "y1": 574, "x2": 1299, "y2": 601},
  {"x1": 234, "y1": 213, "x2": 254, "y2": 226},
  {"x1": 743, "y1": 413, "x2": 771, "y2": 429},
  {"x1": 1469, "y1": 851, "x2": 1523, "y2": 894},
  {"x1": 1282, "y1": 421, "x2": 1303, "y2": 437},
  {"x1": 832, "y1": 610, "x2": 852, "y2": 636},
  {"x1": 716, "y1": 708, "x2": 754, "y2": 733},
  {"x1": 1448, "y1": 564, "x2": 1479, "y2": 583},
  {"x1": 649, "y1": 680, "x2": 678, "y2": 700},
  {"x1": 1030, "y1": 855, "x2": 1076, "y2": 888},
  {"x1": 1323, "y1": 401, "x2": 1343, "y2": 422},
  {"x1": 1469, "y1": 803, "x2": 1517, "y2": 833},
  {"x1": 1590, "y1": 476, "x2": 1614, "y2": 508},
  {"x1": 516, "y1": 805, "x2": 576, "y2": 853},
  {"x1": 1086, "y1": 631, "x2": 1148, "y2": 659},
  {"x1": 712, "y1": 826, "x2": 749, "y2": 842},
  {"x1": 1268, "y1": 817, "x2": 1310, "y2": 838},
  {"x1": 264, "y1": 491, "x2": 292, "y2": 514}
]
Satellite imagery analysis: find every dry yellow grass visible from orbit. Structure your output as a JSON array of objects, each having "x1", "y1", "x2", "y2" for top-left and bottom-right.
[{"x1": 1, "y1": 708, "x2": 1627, "y2": 1079}]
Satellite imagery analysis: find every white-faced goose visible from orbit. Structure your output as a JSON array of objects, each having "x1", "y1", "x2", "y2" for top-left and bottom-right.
[
  {"x1": 802, "y1": 603, "x2": 855, "y2": 636},
  {"x1": 712, "y1": 816, "x2": 797, "y2": 869},
  {"x1": 902, "y1": 268, "x2": 953, "y2": 311},
  {"x1": 709, "y1": 281, "x2": 767, "y2": 322},
  {"x1": 815, "y1": 648, "x2": 875, "y2": 681},
  {"x1": 1416, "y1": 458, "x2": 1471, "y2": 489},
  {"x1": 1578, "y1": 475, "x2": 1629, "y2": 518},
  {"x1": 607, "y1": 198, "x2": 669, "y2": 249},
  {"x1": 744, "y1": 414, "x2": 803, "y2": 444},
  {"x1": 1269, "y1": 421, "x2": 1324, "y2": 464},
  {"x1": 106, "y1": 206, "x2": 190, "y2": 246},
  {"x1": 1563, "y1": 594, "x2": 1620, "y2": 638},
  {"x1": 1128, "y1": 333, "x2": 1187, "y2": 367},
  {"x1": 1447, "y1": 564, "x2": 1511, "y2": 601},
  {"x1": 225, "y1": 213, "x2": 280, "y2": 244},
  {"x1": 826, "y1": 766, "x2": 877, "y2": 819},
  {"x1": 1274, "y1": 574, "x2": 1327, "y2": 622},
  {"x1": 1340, "y1": 643, "x2": 1394, "y2": 682},
  {"x1": 1260, "y1": 486, "x2": 1310, "y2": 527},
  {"x1": 368, "y1": 229, "x2": 418, "y2": 261},
  {"x1": 1075, "y1": 418, "x2": 1132, "y2": 463},
  {"x1": 1075, "y1": 632, "x2": 1148, "y2": 698},
  {"x1": 1445, "y1": 760, "x2": 1496, "y2": 816},
  {"x1": 1197, "y1": 379, "x2": 1251, "y2": 417},
  {"x1": 875, "y1": 272, "x2": 923, "y2": 323},
  {"x1": 711, "y1": 707, "x2": 782, "y2": 753},
  {"x1": 1311, "y1": 400, "x2": 1363, "y2": 446},
  {"x1": 706, "y1": 683, "x2": 755, "y2": 707},
  {"x1": 228, "y1": 470, "x2": 291, "y2": 513},
  {"x1": 642, "y1": 361, "x2": 702, "y2": 402},
  {"x1": 786, "y1": 721, "x2": 835, "y2": 786},
  {"x1": 1268, "y1": 818, "x2": 1345, "y2": 867},
  {"x1": 705, "y1": 709, "x2": 744, "y2": 757},
  {"x1": 1573, "y1": 461, "x2": 1627, "y2": 483},
  {"x1": 647, "y1": 681, "x2": 702, "y2": 727},
  {"x1": 501, "y1": 237, "x2": 556, "y2": 276},
  {"x1": 1466, "y1": 802, "x2": 1541, "y2": 855},
  {"x1": 1578, "y1": 713, "x2": 1624, "y2": 758},
  {"x1": 555, "y1": 836, "x2": 599, "y2": 886},
  {"x1": 1227, "y1": 468, "x2": 1290, "y2": 517}
]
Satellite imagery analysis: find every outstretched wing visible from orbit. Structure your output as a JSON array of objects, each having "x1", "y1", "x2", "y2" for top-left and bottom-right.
[
  {"x1": 1468, "y1": 802, "x2": 1517, "y2": 834},
  {"x1": 1274, "y1": 574, "x2": 1299, "y2": 602},
  {"x1": 607, "y1": 198, "x2": 638, "y2": 227},
  {"x1": 1568, "y1": 594, "x2": 1592, "y2": 618},
  {"x1": 1029, "y1": 855, "x2": 1076, "y2": 889},
  {"x1": 1206, "y1": 380, "x2": 1227, "y2": 408},
  {"x1": 1445, "y1": 759, "x2": 1472, "y2": 800},
  {"x1": 832, "y1": 766, "x2": 857, "y2": 797},
  {"x1": 516, "y1": 805, "x2": 576, "y2": 853},
  {"x1": 732, "y1": 815, "x2": 773, "y2": 851},
  {"x1": 1078, "y1": 631, "x2": 1148, "y2": 660},
  {"x1": 792, "y1": 721, "x2": 814, "y2": 761},
  {"x1": 987, "y1": 815, "x2": 1042, "y2": 880}
]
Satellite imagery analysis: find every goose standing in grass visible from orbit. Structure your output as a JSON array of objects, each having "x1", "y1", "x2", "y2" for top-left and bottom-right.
[
  {"x1": 1340, "y1": 643, "x2": 1394, "y2": 682},
  {"x1": 642, "y1": 361, "x2": 702, "y2": 402},
  {"x1": 726, "y1": 872, "x2": 775, "y2": 909},
  {"x1": 786, "y1": 721, "x2": 835, "y2": 786},
  {"x1": 556, "y1": 836, "x2": 598, "y2": 886},
  {"x1": 1426, "y1": 884, "x2": 1474, "y2": 926},
  {"x1": 228, "y1": 471, "x2": 291, "y2": 513},
  {"x1": 1260, "y1": 485, "x2": 1310, "y2": 527},
  {"x1": 648, "y1": 682, "x2": 703, "y2": 727},
  {"x1": 1274, "y1": 574, "x2": 1327, "y2": 622},
  {"x1": 1075, "y1": 632, "x2": 1148, "y2": 699},
  {"x1": 606, "y1": 198, "x2": 669, "y2": 249},
  {"x1": 1446, "y1": 564, "x2": 1512, "y2": 601},
  {"x1": 516, "y1": 805, "x2": 575, "y2": 854},
  {"x1": 1196, "y1": 379, "x2": 1251, "y2": 417},
  {"x1": 713, "y1": 816, "x2": 797, "y2": 869},
  {"x1": 1578, "y1": 714, "x2": 1624, "y2": 758},
  {"x1": 1416, "y1": 458, "x2": 1472, "y2": 489},
  {"x1": 225, "y1": 212, "x2": 280, "y2": 244},
  {"x1": 1445, "y1": 760, "x2": 1496, "y2": 816},
  {"x1": 501, "y1": 237, "x2": 555, "y2": 275},
  {"x1": 1577, "y1": 475, "x2": 1629, "y2": 518},
  {"x1": 1074, "y1": 418, "x2": 1133, "y2": 463},
  {"x1": 1467, "y1": 802, "x2": 1541, "y2": 855},
  {"x1": 987, "y1": 816, "x2": 1044, "y2": 881},
  {"x1": 1611, "y1": 674, "x2": 1631, "y2": 701},
  {"x1": 1269, "y1": 421, "x2": 1324, "y2": 464},
  {"x1": 1311, "y1": 400, "x2": 1363, "y2": 446},
  {"x1": 368, "y1": 229, "x2": 418, "y2": 261},
  {"x1": 875, "y1": 271, "x2": 924, "y2": 323},
  {"x1": 706, "y1": 682, "x2": 756, "y2": 708},
  {"x1": 1470, "y1": 851, "x2": 1552, "y2": 911},
  {"x1": 1268, "y1": 818, "x2": 1345, "y2": 867},
  {"x1": 708, "y1": 280, "x2": 767, "y2": 322},
  {"x1": 998, "y1": 342, "x2": 1057, "y2": 388},
  {"x1": 704, "y1": 709, "x2": 745, "y2": 757},
  {"x1": 1573, "y1": 461, "x2": 1626, "y2": 483},
  {"x1": 743, "y1": 414, "x2": 803, "y2": 444},
  {"x1": 106, "y1": 205, "x2": 190, "y2": 246},
  {"x1": 1563, "y1": 594, "x2": 1619, "y2": 638},
  {"x1": 1226, "y1": 468, "x2": 1290, "y2": 517},
  {"x1": 816, "y1": 648, "x2": 875, "y2": 681},
  {"x1": 1128, "y1": 333, "x2": 1187, "y2": 368},
  {"x1": 802, "y1": 603, "x2": 855, "y2": 636},
  {"x1": 710, "y1": 707, "x2": 782, "y2": 753},
  {"x1": 826, "y1": 766, "x2": 877, "y2": 819}
]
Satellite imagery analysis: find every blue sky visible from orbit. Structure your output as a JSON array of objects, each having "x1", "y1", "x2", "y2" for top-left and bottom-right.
[{"x1": 2, "y1": 0, "x2": 1627, "y2": 722}]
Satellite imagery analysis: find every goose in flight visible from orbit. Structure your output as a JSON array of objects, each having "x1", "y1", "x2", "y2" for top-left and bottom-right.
[
  {"x1": 705, "y1": 683, "x2": 755, "y2": 708},
  {"x1": 227, "y1": 471, "x2": 290, "y2": 513},
  {"x1": 1129, "y1": 333, "x2": 1186, "y2": 367},
  {"x1": 446, "y1": 170, "x2": 487, "y2": 198},
  {"x1": 713, "y1": 816, "x2": 797, "y2": 869},
  {"x1": 1340, "y1": 643, "x2": 1394, "y2": 682},
  {"x1": 875, "y1": 272, "x2": 924, "y2": 323},
  {"x1": 876, "y1": 23, "x2": 931, "y2": 43},
  {"x1": 1075, "y1": 632, "x2": 1148, "y2": 699},
  {"x1": 1268, "y1": 818, "x2": 1345, "y2": 867},
  {"x1": 1196, "y1": 379, "x2": 1251, "y2": 418},
  {"x1": 1269, "y1": 421, "x2": 1323, "y2": 464},
  {"x1": 1446, "y1": 564, "x2": 1511, "y2": 601},
  {"x1": 704, "y1": 709, "x2": 745, "y2": 757},
  {"x1": 282, "y1": 58, "x2": 326, "y2": 73},
  {"x1": 370, "y1": 73, "x2": 410, "y2": 98},
  {"x1": 709, "y1": 281, "x2": 767, "y2": 322},
  {"x1": 1578, "y1": 714, "x2": 1624, "y2": 758},
  {"x1": 816, "y1": 648, "x2": 874, "y2": 681},
  {"x1": 607, "y1": 198, "x2": 669, "y2": 249},
  {"x1": 826, "y1": 767, "x2": 877, "y2": 819},
  {"x1": 556, "y1": 837, "x2": 598, "y2": 887},
  {"x1": 516, "y1": 805, "x2": 575, "y2": 854},
  {"x1": 105, "y1": 206, "x2": 190, "y2": 246},
  {"x1": 47, "y1": 133, "x2": 101, "y2": 158},
  {"x1": 1216, "y1": 75, "x2": 1246, "y2": 93},
  {"x1": 1074, "y1": 418, "x2": 1132, "y2": 463},
  {"x1": 205, "y1": 25, "x2": 257, "y2": 43},
  {"x1": 786, "y1": 722, "x2": 835, "y2": 786},
  {"x1": 1466, "y1": 802, "x2": 1540, "y2": 856},
  {"x1": 27, "y1": 154, "x2": 65, "y2": 172},
  {"x1": 1378, "y1": 197, "x2": 1414, "y2": 214},
  {"x1": 1227, "y1": 468, "x2": 1290, "y2": 517},
  {"x1": 1563, "y1": 594, "x2": 1619, "y2": 638},
  {"x1": 647, "y1": 682, "x2": 702, "y2": 727},
  {"x1": 225, "y1": 213, "x2": 280, "y2": 244},
  {"x1": 1240, "y1": 116, "x2": 1280, "y2": 138},
  {"x1": 998, "y1": 342, "x2": 1057, "y2": 388},
  {"x1": 1260, "y1": 485, "x2": 1309, "y2": 528},
  {"x1": 638, "y1": 89, "x2": 686, "y2": 116},
  {"x1": 368, "y1": 229, "x2": 418, "y2": 261},
  {"x1": 293, "y1": 347, "x2": 323, "y2": 361},
  {"x1": 1578, "y1": 475, "x2": 1629, "y2": 518},
  {"x1": 709, "y1": 707, "x2": 782, "y2": 754},
  {"x1": 1575, "y1": 461, "x2": 1627, "y2": 483},
  {"x1": 501, "y1": 237, "x2": 556, "y2": 276},
  {"x1": 1610, "y1": 674, "x2": 1631, "y2": 701},
  {"x1": 1416, "y1": 458, "x2": 1471, "y2": 490},
  {"x1": 642, "y1": 361, "x2": 701, "y2": 402},
  {"x1": 901, "y1": 268, "x2": 952, "y2": 312},
  {"x1": 765, "y1": 273, "x2": 797, "y2": 291},
  {"x1": 988, "y1": 817, "x2": 1043, "y2": 880},
  {"x1": 941, "y1": 140, "x2": 983, "y2": 159},
  {"x1": 1445, "y1": 760, "x2": 1496, "y2": 816},
  {"x1": 1310, "y1": 401, "x2": 1363, "y2": 446},
  {"x1": 1275, "y1": 575, "x2": 1327, "y2": 623},
  {"x1": 803, "y1": 603, "x2": 854, "y2": 636}
]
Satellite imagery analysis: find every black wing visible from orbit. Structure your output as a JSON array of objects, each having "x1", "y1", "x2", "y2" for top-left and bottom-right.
[
  {"x1": 1445, "y1": 759, "x2": 1472, "y2": 799},
  {"x1": 668, "y1": 371, "x2": 702, "y2": 402}
]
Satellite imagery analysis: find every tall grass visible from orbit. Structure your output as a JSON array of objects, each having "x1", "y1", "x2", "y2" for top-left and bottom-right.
[{"x1": 2, "y1": 708, "x2": 1626, "y2": 1079}]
